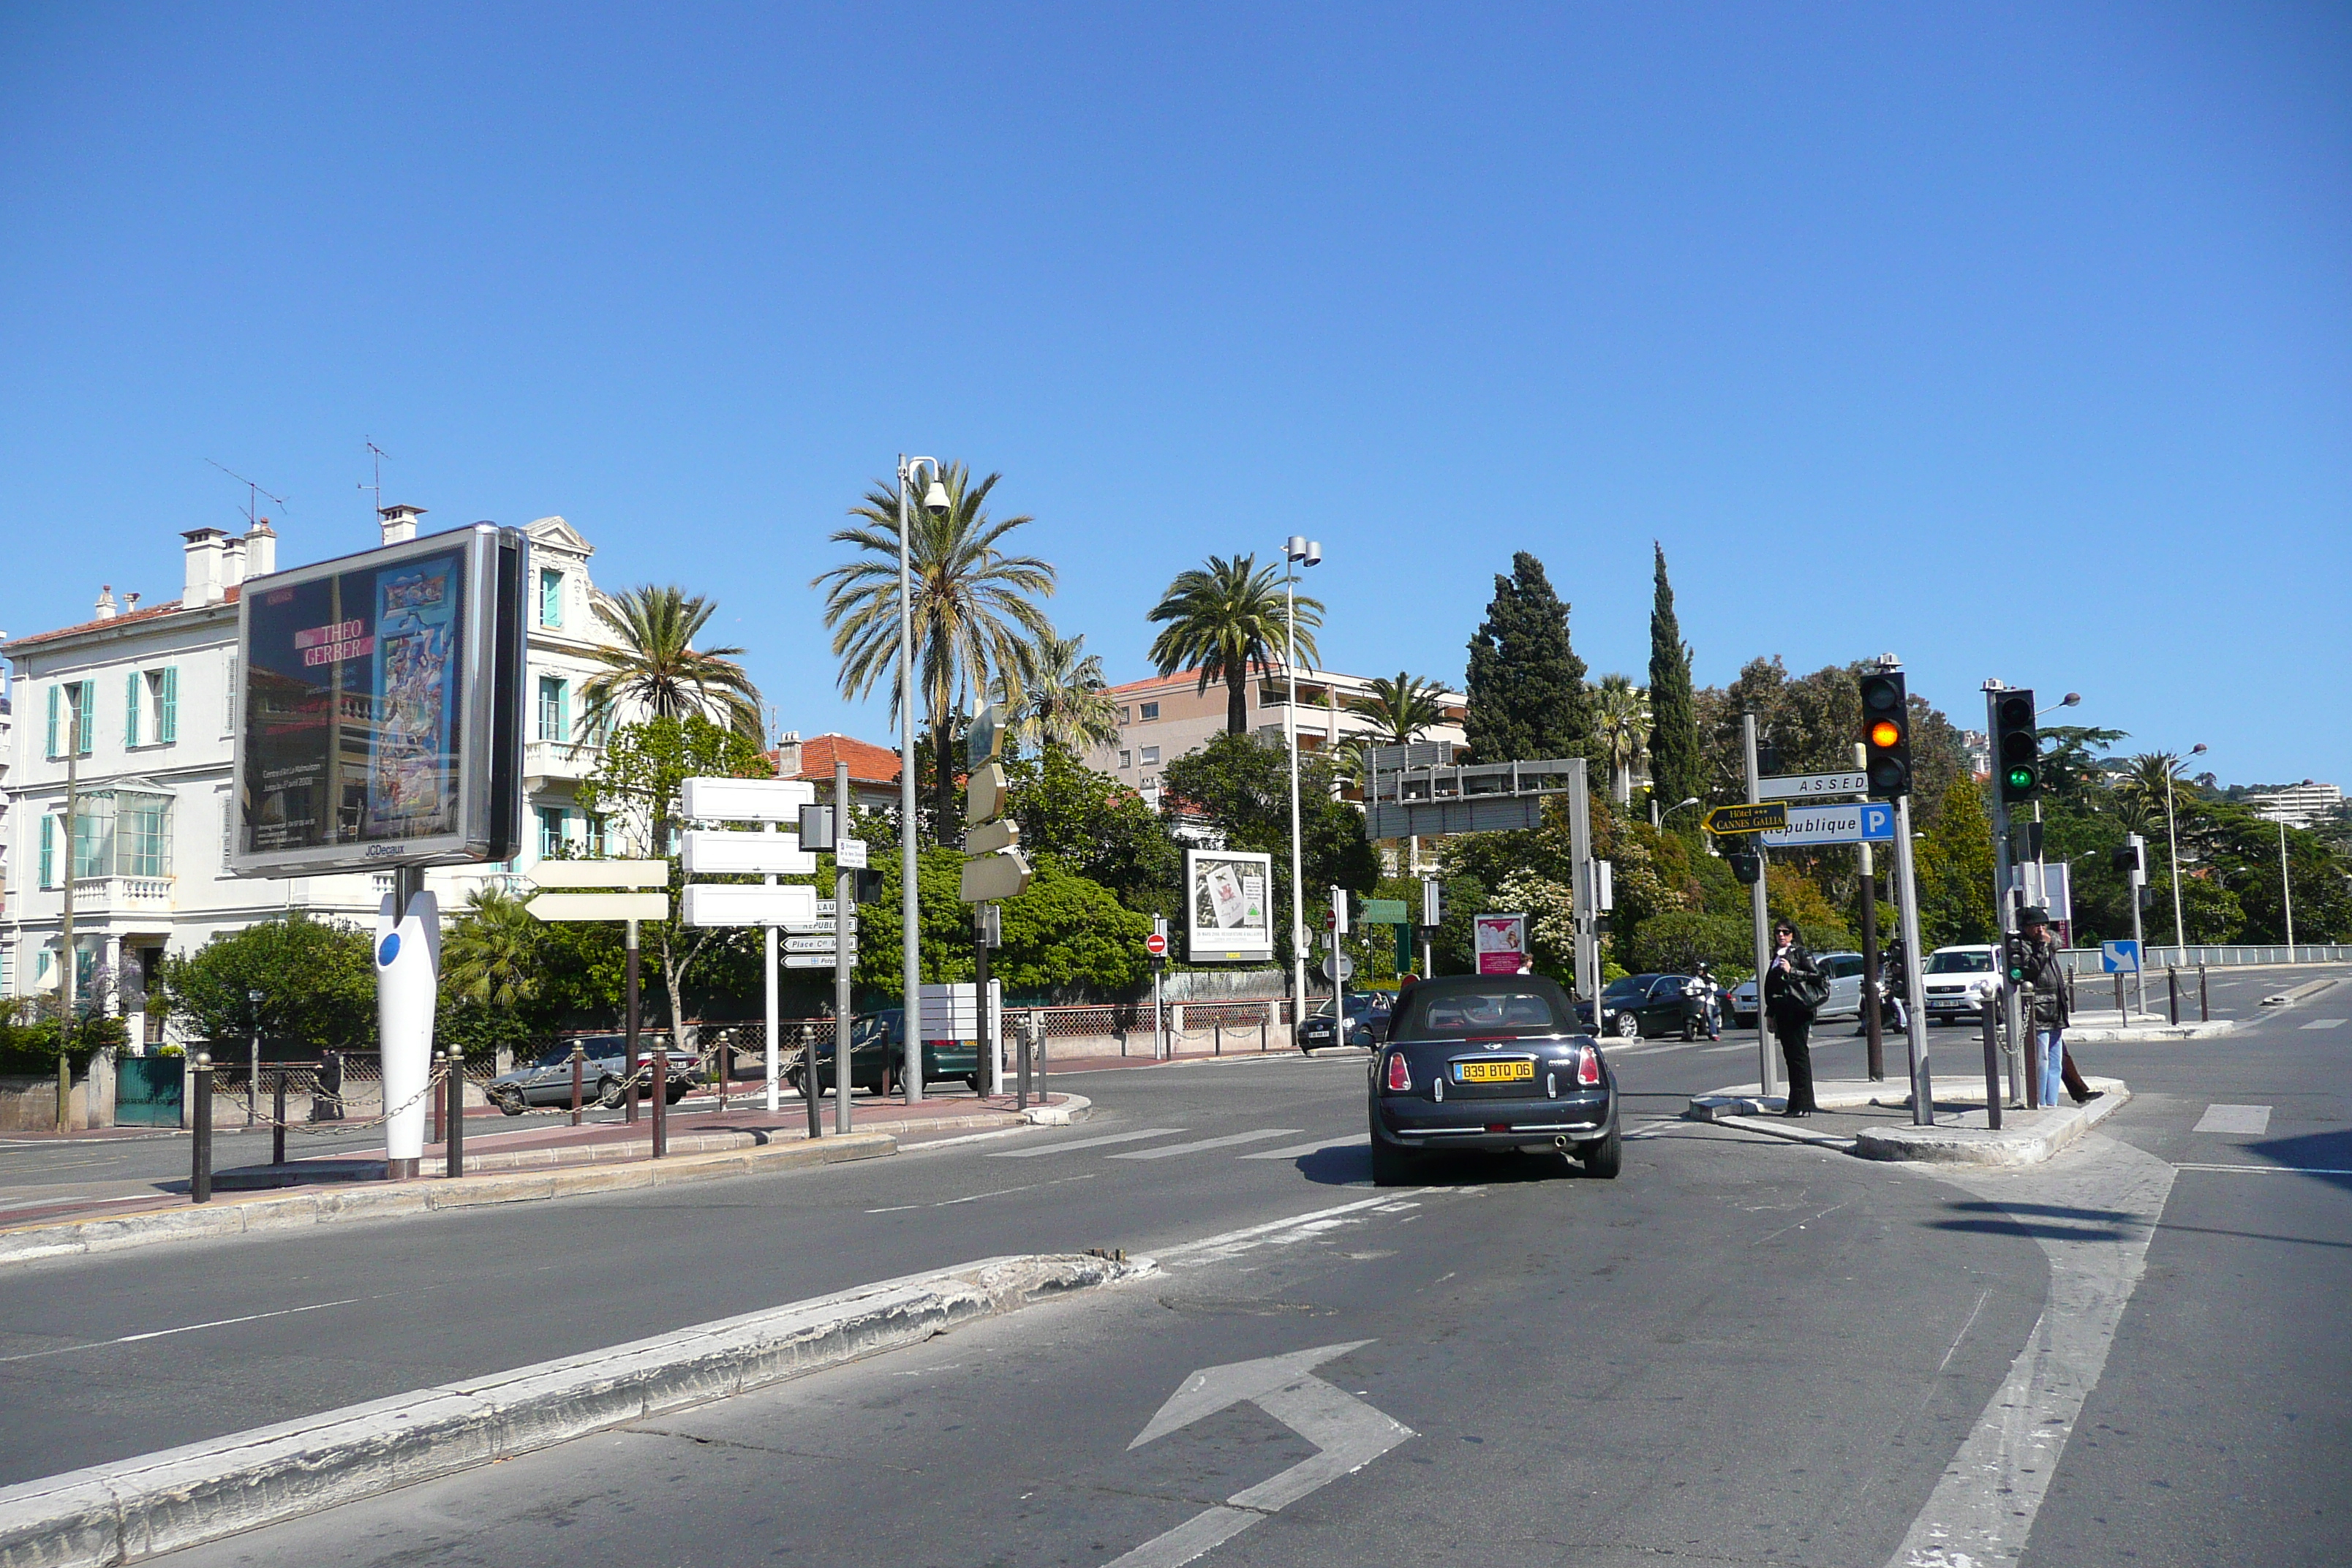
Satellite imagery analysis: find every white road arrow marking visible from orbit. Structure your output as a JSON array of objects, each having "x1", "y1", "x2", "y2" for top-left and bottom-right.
[{"x1": 1106, "y1": 1341, "x2": 1412, "y2": 1568}]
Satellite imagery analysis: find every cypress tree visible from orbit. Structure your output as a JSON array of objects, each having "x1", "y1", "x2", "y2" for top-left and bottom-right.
[
  {"x1": 1646, "y1": 543, "x2": 1700, "y2": 811},
  {"x1": 1463, "y1": 551, "x2": 1590, "y2": 763}
]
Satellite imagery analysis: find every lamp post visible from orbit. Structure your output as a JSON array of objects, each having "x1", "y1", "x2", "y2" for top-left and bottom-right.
[
  {"x1": 1655, "y1": 796, "x2": 1701, "y2": 829},
  {"x1": 2165, "y1": 742, "x2": 2207, "y2": 951},
  {"x1": 1281, "y1": 536, "x2": 1322, "y2": 1034},
  {"x1": 246, "y1": 987, "x2": 264, "y2": 1126},
  {"x1": 2279, "y1": 818, "x2": 2295, "y2": 956},
  {"x1": 897, "y1": 456, "x2": 950, "y2": 1104}
]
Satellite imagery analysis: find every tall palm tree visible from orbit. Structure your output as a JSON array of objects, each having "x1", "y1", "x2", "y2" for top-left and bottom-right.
[
  {"x1": 814, "y1": 464, "x2": 1056, "y2": 840},
  {"x1": 1146, "y1": 554, "x2": 1320, "y2": 735},
  {"x1": 579, "y1": 585, "x2": 763, "y2": 739},
  {"x1": 1593, "y1": 673, "x2": 1651, "y2": 804},
  {"x1": 1003, "y1": 630, "x2": 1119, "y2": 756},
  {"x1": 1346, "y1": 672, "x2": 1450, "y2": 747},
  {"x1": 441, "y1": 887, "x2": 545, "y2": 1011}
]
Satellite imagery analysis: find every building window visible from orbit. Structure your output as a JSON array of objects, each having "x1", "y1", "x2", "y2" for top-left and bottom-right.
[
  {"x1": 122, "y1": 668, "x2": 178, "y2": 747},
  {"x1": 117, "y1": 794, "x2": 173, "y2": 878},
  {"x1": 1140, "y1": 745, "x2": 1160, "y2": 766},
  {"x1": 47, "y1": 682, "x2": 94, "y2": 758},
  {"x1": 1141, "y1": 774, "x2": 1157, "y2": 789},
  {"x1": 1139, "y1": 702, "x2": 1159, "y2": 721},
  {"x1": 538, "y1": 806, "x2": 568, "y2": 859},
  {"x1": 584, "y1": 814, "x2": 606, "y2": 857},
  {"x1": 540, "y1": 568, "x2": 565, "y2": 628},
  {"x1": 538, "y1": 676, "x2": 568, "y2": 742},
  {"x1": 1117, "y1": 706, "x2": 1131, "y2": 723},
  {"x1": 1117, "y1": 750, "x2": 1132, "y2": 770}
]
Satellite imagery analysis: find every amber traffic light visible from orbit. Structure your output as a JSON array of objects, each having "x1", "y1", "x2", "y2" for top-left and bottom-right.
[{"x1": 1858, "y1": 671, "x2": 1911, "y2": 799}]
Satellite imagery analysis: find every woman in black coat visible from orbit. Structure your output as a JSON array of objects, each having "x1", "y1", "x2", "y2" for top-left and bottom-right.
[{"x1": 1763, "y1": 918, "x2": 1825, "y2": 1116}]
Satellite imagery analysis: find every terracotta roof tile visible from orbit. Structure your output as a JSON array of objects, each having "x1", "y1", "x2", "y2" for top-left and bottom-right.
[
  {"x1": 4, "y1": 587, "x2": 241, "y2": 652},
  {"x1": 779, "y1": 732, "x2": 902, "y2": 786}
]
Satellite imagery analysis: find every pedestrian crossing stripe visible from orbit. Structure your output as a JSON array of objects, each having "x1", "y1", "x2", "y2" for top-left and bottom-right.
[{"x1": 2299, "y1": 1018, "x2": 2346, "y2": 1030}]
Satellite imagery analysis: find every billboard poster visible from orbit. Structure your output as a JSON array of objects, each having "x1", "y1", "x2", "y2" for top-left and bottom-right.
[
  {"x1": 1474, "y1": 913, "x2": 1529, "y2": 975},
  {"x1": 1184, "y1": 849, "x2": 1274, "y2": 962},
  {"x1": 234, "y1": 527, "x2": 527, "y2": 877}
]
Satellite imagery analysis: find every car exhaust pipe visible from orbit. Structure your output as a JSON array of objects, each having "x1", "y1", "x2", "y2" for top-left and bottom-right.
[{"x1": 1553, "y1": 1135, "x2": 1569, "y2": 1152}]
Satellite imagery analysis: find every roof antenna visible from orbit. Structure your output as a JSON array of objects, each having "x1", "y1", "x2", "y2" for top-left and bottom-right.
[
  {"x1": 206, "y1": 459, "x2": 288, "y2": 529},
  {"x1": 359, "y1": 438, "x2": 393, "y2": 517}
]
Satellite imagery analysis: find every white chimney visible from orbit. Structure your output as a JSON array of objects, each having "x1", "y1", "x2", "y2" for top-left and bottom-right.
[
  {"x1": 220, "y1": 535, "x2": 247, "y2": 591},
  {"x1": 379, "y1": 504, "x2": 426, "y2": 546},
  {"x1": 244, "y1": 518, "x2": 277, "y2": 578},
  {"x1": 774, "y1": 731, "x2": 803, "y2": 777},
  {"x1": 181, "y1": 528, "x2": 227, "y2": 606},
  {"x1": 93, "y1": 585, "x2": 117, "y2": 621}
]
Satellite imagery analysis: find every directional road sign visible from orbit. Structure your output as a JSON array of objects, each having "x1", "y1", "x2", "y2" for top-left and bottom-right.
[
  {"x1": 679, "y1": 830, "x2": 816, "y2": 877},
  {"x1": 1360, "y1": 899, "x2": 1409, "y2": 924},
  {"x1": 526, "y1": 892, "x2": 669, "y2": 923},
  {"x1": 526, "y1": 859, "x2": 667, "y2": 889},
  {"x1": 679, "y1": 883, "x2": 820, "y2": 927},
  {"x1": 1757, "y1": 770, "x2": 1869, "y2": 802},
  {"x1": 679, "y1": 776, "x2": 815, "y2": 822},
  {"x1": 783, "y1": 954, "x2": 843, "y2": 970},
  {"x1": 1754, "y1": 801, "x2": 1896, "y2": 848},
  {"x1": 1704, "y1": 802, "x2": 1789, "y2": 835},
  {"x1": 2100, "y1": 939, "x2": 2141, "y2": 974},
  {"x1": 783, "y1": 935, "x2": 851, "y2": 954}
]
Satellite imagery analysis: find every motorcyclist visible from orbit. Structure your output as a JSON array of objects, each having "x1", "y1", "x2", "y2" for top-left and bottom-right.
[{"x1": 1685, "y1": 962, "x2": 1723, "y2": 1041}]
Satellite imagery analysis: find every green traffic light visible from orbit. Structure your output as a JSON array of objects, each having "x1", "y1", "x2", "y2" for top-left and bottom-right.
[{"x1": 2006, "y1": 766, "x2": 2035, "y2": 791}]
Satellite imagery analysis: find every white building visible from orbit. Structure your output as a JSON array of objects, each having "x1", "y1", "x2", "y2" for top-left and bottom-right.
[
  {"x1": 1, "y1": 508, "x2": 636, "y2": 1049},
  {"x1": 2243, "y1": 781, "x2": 2342, "y2": 830}
]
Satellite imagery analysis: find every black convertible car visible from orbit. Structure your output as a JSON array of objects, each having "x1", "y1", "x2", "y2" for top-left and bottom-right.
[{"x1": 1368, "y1": 973, "x2": 1620, "y2": 1184}]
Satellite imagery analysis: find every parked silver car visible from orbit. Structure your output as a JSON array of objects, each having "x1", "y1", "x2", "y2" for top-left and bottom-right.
[
  {"x1": 1727, "y1": 951, "x2": 1866, "y2": 1027},
  {"x1": 486, "y1": 1034, "x2": 698, "y2": 1114}
]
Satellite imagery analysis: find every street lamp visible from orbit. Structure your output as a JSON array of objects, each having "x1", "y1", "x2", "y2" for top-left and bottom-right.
[
  {"x1": 1281, "y1": 535, "x2": 1322, "y2": 1030},
  {"x1": 2038, "y1": 692, "x2": 2081, "y2": 718},
  {"x1": 897, "y1": 456, "x2": 949, "y2": 1104},
  {"x1": 2165, "y1": 742, "x2": 2207, "y2": 951},
  {"x1": 246, "y1": 988, "x2": 264, "y2": 1128},
  {"x1": 1654, "y1": 796, "x2": 1701, "y2": 829}
]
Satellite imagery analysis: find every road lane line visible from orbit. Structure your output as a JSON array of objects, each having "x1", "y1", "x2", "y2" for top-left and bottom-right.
[
  {"x1": 2299, "y1": 1017, "x2": 2346, "y2": 1029},
  {"x1": 2174, "y1": 1162, "x2": 2352, "y2": 1175},
  {"x1": 1108, "y1": 1128, "x2": 1303, "y2": 1161},
  {"x1": 1153, "y1": 1192, "x2": 1443, "y2": 1264},
  {"x1": 933, "y1": 1174, "x2": 1096, "y2": 1207},
  {"x1": 2193, "y1": 1104, "x2": 2273, "y2": 1134},
  {"x1": 1237, "y1": 1134, "x2": 1370, "y2": 1161},
  {"x1": 987, "y1": 1128, "x2": 1186, "y2": 1158},
  {"x1": 0, "y1": 1295, "x2": 368, "y2": 1364}
]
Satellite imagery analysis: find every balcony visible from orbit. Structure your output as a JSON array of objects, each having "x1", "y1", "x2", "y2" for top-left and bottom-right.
[
  {"x1": 70, "y1": 876, "x2": 176, "y2": 913},
  {"x1": 524, "y1": 739, "x2": 601, "y2": 785}
]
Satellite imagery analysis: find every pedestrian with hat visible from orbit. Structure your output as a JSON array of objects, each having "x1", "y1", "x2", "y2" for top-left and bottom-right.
[
  {"x1": 2016, "y1": 905, "x2": 2094, "y2": 1106},
  {"x1": 1763, "y1": 918, "x2": 1827, "y2": 1116}
]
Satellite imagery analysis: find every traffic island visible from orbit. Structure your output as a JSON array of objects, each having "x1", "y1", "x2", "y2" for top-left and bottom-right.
[
  {"x1": 0, "y1": 1251, "x2": 1156, "y2": 1568},
  {"x1": 1686, "y1": 1077, "x2": 2130, "y2": 1166}
]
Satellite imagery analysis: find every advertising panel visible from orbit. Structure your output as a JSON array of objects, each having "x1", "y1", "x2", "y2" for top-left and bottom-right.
[
  {"x1": 1474, "y1": 913, "x2": 1530, "y2": 976},
  {"x1": 232, "y1": 526, "x2": 527, "y2": 877},
  {"x1": 1184, "y1": 849, "x2": 1274, "y2": 962}
]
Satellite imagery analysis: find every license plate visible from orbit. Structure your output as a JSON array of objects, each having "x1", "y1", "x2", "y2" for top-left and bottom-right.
[{"x1": 1454, "y1": 1060, "x2": 1534, "y2": 1084}]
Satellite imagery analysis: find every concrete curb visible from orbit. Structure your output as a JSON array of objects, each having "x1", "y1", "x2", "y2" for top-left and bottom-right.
[
  {"x1": 1017, "y1": 1093, "x2": 1090, "y2": 1127},
  {"x1": 1688, "y1": 1077, "x2": 2130, "y2": 1167},
  {"x1": 0, "y1": 1251, "x2": 1155, "y2": 1568},
  {"x1": 0, "y1": 1133, "x2": 899, "y2": 1270},
  {"x1": 2062, "y1": 1020, "x2": 2236, "y2": 1044}
]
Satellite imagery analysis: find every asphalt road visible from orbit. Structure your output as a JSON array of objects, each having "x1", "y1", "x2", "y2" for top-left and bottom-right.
[{"x1": 2, "y1": 966, "x2": 2345, "y2": 1566}]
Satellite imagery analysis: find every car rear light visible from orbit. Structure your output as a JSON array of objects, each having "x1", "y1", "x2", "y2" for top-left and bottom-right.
[
  {"x1": 1577, "y1": 1044, "x2": 1602, "y2": 1086},
  {"x1": 1384, "y1": 1052, "x2": 1411, "y2": 1092}
]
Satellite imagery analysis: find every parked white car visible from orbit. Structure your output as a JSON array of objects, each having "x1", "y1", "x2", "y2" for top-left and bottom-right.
[{"x1": 1921, "y1": 945, "x2": 2003, "y2": 1024}]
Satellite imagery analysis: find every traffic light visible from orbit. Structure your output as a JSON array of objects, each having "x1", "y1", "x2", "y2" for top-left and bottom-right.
[
  {"x1": 851, "y1": 865, "x2": 885, "y2": 905},
  {"x1": 1858, "y1": 671, "x2": 1911, "y2": 799},
  {"x1": 1994, "y1": 688, "x2": 2040, "y2": 806},
  {"x1": 1726, "y1": 845, "x2": 1763, "y2": 886},
  {"x1": 959, "y1": 701, "x2": 1033, "y2": 903}
]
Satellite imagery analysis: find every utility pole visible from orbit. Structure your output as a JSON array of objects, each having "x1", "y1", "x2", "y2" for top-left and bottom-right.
[
  {"x1": 58, "y1": 685, "x2": 80, "y2": 1131},
  {"x1": 835, "y1": 761, "x2": 854, "y2": 1135},
  {"x1": 2280, "y1": 819, "x2": 2296, "y2": 956},
  {"x1": 1742, "y1": 713, "x2": 1777, "y2": 1099},
  {"x1": 1986, "y1": 683, "x2": 2024, "y2": 1102},
  {"x1": 1855, "y1": 742, "x2": 1884, "y2": 1082}
]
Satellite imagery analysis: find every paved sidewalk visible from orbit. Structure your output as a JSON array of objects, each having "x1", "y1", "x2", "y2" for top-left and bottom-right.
[{"x1": 1687, "y1": 1076, "x2": 2129, "y2": 1166}]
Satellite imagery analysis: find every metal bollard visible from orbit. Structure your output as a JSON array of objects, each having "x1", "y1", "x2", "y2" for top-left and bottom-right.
[
  {"x1": 429, "y1": 1055, "x2": 445, "y2": 1147},
  {"x1": 271, "y1": 1071, "x2": 287, "y2": 1167},
  {"x1": 2199, "y1": 965, "x2": 2209, "y2": 1022},
  {"x1": 2168, "y1": 966, "x2": 2180, "y2": 1025},
  {"x1": 1261, "y1": 1010, "x2": 1269, "y2": 1052},
  {"x1": 717, "y1": 1037, "x2": 731, "y2": 1112},
  {"x1": 1979, "y1": 995, "x2": 2003, "y2": 1131},
  {"x1": 191, "y1": 1053, "x2": 214, "y2": 1205},
  {"x1": 570, "y1": 1044, "x2": 585, "y2": 1127},
  {"x1": 1215, "y1": 1022, "x2": 1223, "y2": 1057},
  {"x1": 445, "y1": 1048, "x2": 465, "y2": 1179},
  {"x1": 651, "y1": 1049, "x2": 668, "y2": 1158},
  {"x1": 2114, "y1": 971, "x2": 2125, "y2": 1020}
]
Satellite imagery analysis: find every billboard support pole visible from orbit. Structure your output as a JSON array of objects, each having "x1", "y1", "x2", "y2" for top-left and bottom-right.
[
  {"x1": 835, "y1": 761, "x2": 855, "y2": 1136},
  {"x1": 1744, "y1": 714, "x2": 1779, "y2": 1101},
  {"x1": 376, "y1": 866, "x2": 437, "y2": 1180}
]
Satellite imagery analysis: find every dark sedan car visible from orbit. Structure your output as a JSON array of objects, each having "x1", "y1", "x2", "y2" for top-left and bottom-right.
[
  {"x1": 1368, "y1": 974, "x2": 1619, "y2": 1185},
  {"x1": 1577, "y1": 973, "x2": 1710, "y2": 1041},
  {"x1": 788, "y1": 1009, "x2": 985, "y2": 1098},
  {"x1": 1297, "y1": 991, "x2": 1393, "y2": 1053}
]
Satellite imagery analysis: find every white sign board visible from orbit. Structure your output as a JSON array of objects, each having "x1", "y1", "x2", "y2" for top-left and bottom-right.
[
  {"x1": 527, "y1": 859, "x2": 667, "y2": 889},
  {"x1": 527, "y1": 892, "x2": 669, "y2": 922},
  {"x1": 1755, "y1": 802, "x2": 1897, "y2": 849},
  {"x1": 2100, "y1": 939, "x2": 2141, "y2": 974},
  {"x1": 837, "y1": 839, "x2": 867, "y2": 870},
  {"x1": 1185, "y1": 849, "x2": 1275, "y2": 962},
  {"x1": 680, "y1": 776, "x2": 815, "y2": 822},
  {"x1": 680, "y1": 883, "x2": 819, "y2": 927},
  {"x1": 1757, "y1": 771, "x2": 1869, "y2": 802},
  {"x1": 680, "y1": 830, "x2": 816, "y2": 876}
]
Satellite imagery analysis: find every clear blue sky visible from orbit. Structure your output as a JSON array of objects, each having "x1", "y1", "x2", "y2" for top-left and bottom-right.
[{"x1": 4, "y1": 4, "x2": 2346, "y2": 785}]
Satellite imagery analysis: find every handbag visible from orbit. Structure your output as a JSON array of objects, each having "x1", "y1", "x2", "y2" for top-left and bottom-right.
[{"x1": 1784, "y1": 967, "x2": 1830, "y2": 1015}]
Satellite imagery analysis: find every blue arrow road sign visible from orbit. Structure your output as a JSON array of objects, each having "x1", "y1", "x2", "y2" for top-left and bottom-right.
[
  {"x1": 2100, "y1": 940, "x2": 2141, "y2": 974},
  {"x1": 1755, "y1": 802, "x2": 1898, "y2": 849}
]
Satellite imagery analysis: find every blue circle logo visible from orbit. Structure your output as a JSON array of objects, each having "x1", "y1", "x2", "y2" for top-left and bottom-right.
[{"x1": 377, "y1": 932, "x2": 402, "y2": 967}]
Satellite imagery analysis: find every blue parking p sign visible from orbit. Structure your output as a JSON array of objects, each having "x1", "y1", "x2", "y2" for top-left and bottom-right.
[{"x1": 2100, "y1": 940, "x2": 2141, "y2": 974}]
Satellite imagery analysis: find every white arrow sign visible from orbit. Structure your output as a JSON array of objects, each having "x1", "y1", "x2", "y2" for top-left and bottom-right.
[
  {"x1": 526, "y1": 859, "x2": 667, "y2": 889},
  {"x1": 783, "y1": 935, "x2": 848, "y2": 954},
  {"x1": 783, "y1": 954, "x2": 845, "y2": 970},
  {"x1": 680, "y1": 883, "x2": 819, "y2": 927},
  {"x1": 527, "y1": 892, "x2": 669, "y2": 923},
  {"x1": 1107, "y1": 1341, "x2": 1412, "y2": 1568}
]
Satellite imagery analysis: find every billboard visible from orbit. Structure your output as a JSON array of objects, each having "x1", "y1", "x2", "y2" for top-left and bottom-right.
[
  {"x1": 232, "y1": 526, "x2": 527, "y2": 877},
  {"x1": 1184, "y1": 849, "x2": 1274, "y2": 962},
  {"x1": 1474, "y1": 913, "x2": 1529, "y2": 976}
]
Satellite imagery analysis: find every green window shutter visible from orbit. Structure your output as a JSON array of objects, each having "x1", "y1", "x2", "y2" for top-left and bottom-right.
[
  {"x1": 157, "y1": 667, "x2": 178, "y2": 744},
  {"x1": 540, "y1": 568, "x2": 563, "y2": 627},
  {"x1": 39, "y1": 815, "x2": 54, "y2": 889},
  {"x1": 126, "y1": 670, "x2": 141, "y2": 747},
  {"x1": 556, "y1": 679, "x2": 569, "y2": 743},
  {"x1": 46, "y1": 685, "x2": 59, "y2": 758},
  {"x1": 74, "y1": 682, "x2": 94, "y2": 755}
]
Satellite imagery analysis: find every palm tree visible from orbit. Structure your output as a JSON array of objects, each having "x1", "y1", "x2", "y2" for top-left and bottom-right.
[
  {"x1": 1593, "y1": 673, "x2": 1651, "y2": 804},
  {"x1": 814, "y1": 464, "x2": 1056, "y2": 840},
  {"x1": 1146, "y1": 554, "x2": 1319, "y2": 735},
  {"x1": 441, "y1": 887, "x2": 545, "y2": 1011},
  {"x1": 579, "y1": 585, "x2": 763, "y2": 740},
  {"x1": 1003, "y1": 630, "x2": 1119, "y2": 756},
  {"x1": 1346, "y1": 672, "x2": 1450, "y2": 747}
]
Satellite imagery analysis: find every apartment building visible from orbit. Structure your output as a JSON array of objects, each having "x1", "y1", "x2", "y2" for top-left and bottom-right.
[
  {"x1": 1, "y1": 508, "x2": 638, "y2": 1048},
  {"x1": 1083, "y1": 667, "x2": 1468, "y2": 808},
  {"x1": 2242, "y1": 781, "x2": 2343, "y2": 830}
]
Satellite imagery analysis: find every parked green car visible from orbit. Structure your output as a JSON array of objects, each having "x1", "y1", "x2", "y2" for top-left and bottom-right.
[{"x1": 785, "y1": 1009, "x2": 984, "y2": 1097}]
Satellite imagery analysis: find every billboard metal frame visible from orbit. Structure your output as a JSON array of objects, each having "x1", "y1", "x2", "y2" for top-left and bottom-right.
[
  {"x1": 230, "y1": 524, "x2": 527, "y2": 878},
  {"x1": 1183, "y1": 848, "x2": 1275, "y2": 963}
]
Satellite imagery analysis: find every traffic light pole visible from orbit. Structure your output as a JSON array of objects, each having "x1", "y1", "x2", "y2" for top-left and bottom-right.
[
  {"x1": 1986, "y1": 686, "x2": 2024, "y2": 1104},
  {"x1": 1893, "y1": 793, "x2": 1933, "y2": 1124},
  {"x1": 834, "y1": 761, "x2": 853, "y2": 1135},
  {"x1": 1855, "y1": 743, "x2": 1884, "y2": 1082},
  {"x1": 1743, "y1": 714, "x2": 1778, "y2": 1100}
]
